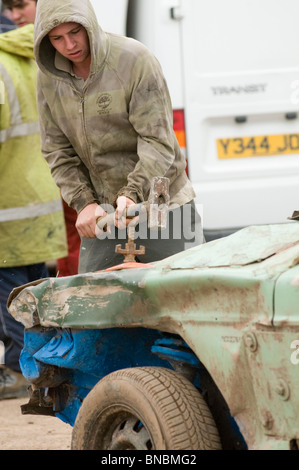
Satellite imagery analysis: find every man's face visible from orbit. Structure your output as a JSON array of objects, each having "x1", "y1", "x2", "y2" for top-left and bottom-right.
[
  {"x1": 8, "y1": 0, "x2": 37, "y2": 27},
  {"x1": 48, "y1": 22, "x2": 91, "y2": 68}
]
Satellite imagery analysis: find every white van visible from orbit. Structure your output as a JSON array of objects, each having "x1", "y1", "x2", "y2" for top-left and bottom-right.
[{"x1": 91, "y1": 0, "x2": 299, "y2": 240}]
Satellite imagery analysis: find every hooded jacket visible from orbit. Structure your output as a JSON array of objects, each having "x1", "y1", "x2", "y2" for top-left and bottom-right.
[
  {"x1": 33, "y1": 0, "x2": 196, "y2": 214},
  {"x1": 0, "y1": 24, "x2": 67, "y2": 268}
]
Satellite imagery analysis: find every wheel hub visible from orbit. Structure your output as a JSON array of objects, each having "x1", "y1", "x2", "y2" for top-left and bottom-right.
[{"x1": 109, "y1": 415, "x2": 153, "y2": 450}]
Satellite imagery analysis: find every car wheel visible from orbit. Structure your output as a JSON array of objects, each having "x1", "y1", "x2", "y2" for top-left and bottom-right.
[{"x1": 71, "y1": 367, "x2": 221, "y2": 450}]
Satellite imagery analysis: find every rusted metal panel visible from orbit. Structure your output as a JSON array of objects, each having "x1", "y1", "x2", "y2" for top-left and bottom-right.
[
  {"x1": 7, "y1": 222, "x2": 299, "y2": 450},
  {"x1": 157, "y1": 222, "x2": 299, "y2": 269},
  {"x1": 7, "y1": 265, "x2": 274, "y2": 330},
  {"x1": 8, "y1": 223, "x2": 299, "y2": 330},
  {"x1": 274, "y1": 264, "x2": 299, "y2": 326}
]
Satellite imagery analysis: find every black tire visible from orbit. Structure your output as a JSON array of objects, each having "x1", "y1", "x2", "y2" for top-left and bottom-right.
[{"x1": 71, "y1": 367, "x2": 221, "y2": 450}]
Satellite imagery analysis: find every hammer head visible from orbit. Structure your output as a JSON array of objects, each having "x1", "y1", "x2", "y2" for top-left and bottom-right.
[{"x1": 148, "y1": 177, "x2": 170, "y2": 230}]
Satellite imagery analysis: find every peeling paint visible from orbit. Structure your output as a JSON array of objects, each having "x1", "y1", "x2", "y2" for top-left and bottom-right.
[{"x1": 6, "y1": 223, "x2": 299, "y2": 450}]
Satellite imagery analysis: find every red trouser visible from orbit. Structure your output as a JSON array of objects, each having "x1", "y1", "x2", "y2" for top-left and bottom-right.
[{"x1": 57, "y1": 200, "x2": 80, "y2": 277}]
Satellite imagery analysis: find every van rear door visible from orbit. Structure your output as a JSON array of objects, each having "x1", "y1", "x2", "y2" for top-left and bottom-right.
[
  {"x1": 89, "y1": 0, "x2": 128, "y2": 35},
  {"x1": 179, "y1": 0, "x2": 299, "y2": 238}
]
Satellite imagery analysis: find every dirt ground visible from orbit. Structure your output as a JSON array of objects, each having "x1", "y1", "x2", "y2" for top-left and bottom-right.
[{"x1": 0, "y1": 397, "x2": 72, "y2": 450}]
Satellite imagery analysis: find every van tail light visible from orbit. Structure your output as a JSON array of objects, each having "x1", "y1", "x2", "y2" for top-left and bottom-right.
[{"x1": 173, "y1": 109, "x2": 189, "y2": 175}]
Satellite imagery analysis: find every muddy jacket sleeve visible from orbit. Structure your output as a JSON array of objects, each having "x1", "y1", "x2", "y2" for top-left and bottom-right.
[
  {"x1": 37, "y1": 79, "x2": 99, "y2": 213},
  {"x1": 116, "y1": 52, "x2": 178, "y2": 203}
]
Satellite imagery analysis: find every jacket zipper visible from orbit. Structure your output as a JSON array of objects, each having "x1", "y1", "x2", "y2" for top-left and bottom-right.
[
  {"x1": 79, "y1": 96, "x2": 84, "y2": 114},
  {"x1": 77, "y1": 92, "x2": 92, "y2": 167}
]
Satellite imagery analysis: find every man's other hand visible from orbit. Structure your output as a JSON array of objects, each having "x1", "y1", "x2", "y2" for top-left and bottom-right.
[
  {"x1": 76, "y1": 203, "x2": 106, "y2": 238},
  {"x1": 115, "y1": 196, "x2": 137, "y2": 229}
]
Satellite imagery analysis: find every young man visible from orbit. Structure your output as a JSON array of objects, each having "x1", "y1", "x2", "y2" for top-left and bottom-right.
[
  {"x1": 34, "y1": 0, "x2": 204, "y2": 272},
  {"x1": 2, "y1": 0, "x2": 36, "y2": 27}
]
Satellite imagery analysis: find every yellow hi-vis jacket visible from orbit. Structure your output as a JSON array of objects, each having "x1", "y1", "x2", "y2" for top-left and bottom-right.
[{"x1": 0, "y1": 25, "x2": 67, "y2": 268}]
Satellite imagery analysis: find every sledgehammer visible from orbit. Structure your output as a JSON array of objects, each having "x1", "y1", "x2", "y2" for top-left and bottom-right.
[
  {"x1": 96, "y1": 177, "x2": 170, "y2": 262},
  {"x1": 96, "y1": 176, "x2": 170, "y2": 232}
]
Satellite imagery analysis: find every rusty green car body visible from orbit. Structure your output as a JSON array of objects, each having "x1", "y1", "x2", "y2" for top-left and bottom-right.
[{"x1": 8, "y1": 222, "x2": 299, "y2": 450}]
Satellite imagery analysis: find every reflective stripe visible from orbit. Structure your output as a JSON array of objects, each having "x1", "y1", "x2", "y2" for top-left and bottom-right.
[
  {"x1": 0, "y1": 62, "x2": 22, "y2": 124},
  {"x1": 0, "y1": 62, "x2": 40, "y2": 143},
  {"x1": 0, "y1": 80, "x2": 4, "y2": 105},
  {"x1": 0, "y1": 121, "x2": 40, "y2": 143},
  {"x1": 0, "y1": 200, "x2": 63, "y2": 223}
]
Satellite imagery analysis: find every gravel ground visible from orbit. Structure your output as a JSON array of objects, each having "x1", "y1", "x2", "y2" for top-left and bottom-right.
[{"x1": 0, "y1": 397, "x2": 72, "y2": 450}]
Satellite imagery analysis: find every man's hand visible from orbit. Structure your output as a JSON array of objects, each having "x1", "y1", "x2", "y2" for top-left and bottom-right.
[
  {"x1": 76, "y1": 203, "x2": 107, "y2": 238},
  {"x1": 115, "y1": 196, "x2": 137, "y2": 229}
]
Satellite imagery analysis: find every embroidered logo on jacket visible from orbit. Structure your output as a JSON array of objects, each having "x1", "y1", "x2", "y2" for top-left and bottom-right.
[{"x1": 97, "y1": 93, "x2": 112, "y2": 115}]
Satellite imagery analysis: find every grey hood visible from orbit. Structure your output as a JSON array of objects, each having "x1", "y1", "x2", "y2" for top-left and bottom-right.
[{"x1": 34, "y1": 0, "x2": 108, "y2": 81}]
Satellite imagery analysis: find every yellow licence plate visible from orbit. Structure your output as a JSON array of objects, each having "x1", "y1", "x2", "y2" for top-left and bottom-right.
[{"x1": 217, "y1": 133, "x2": 299, "y2": 159}]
